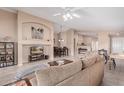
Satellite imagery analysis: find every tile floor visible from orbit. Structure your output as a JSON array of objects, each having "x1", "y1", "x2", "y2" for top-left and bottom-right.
[{"x1": 102, "y1": 59, "x2": 124, "y2": 86}]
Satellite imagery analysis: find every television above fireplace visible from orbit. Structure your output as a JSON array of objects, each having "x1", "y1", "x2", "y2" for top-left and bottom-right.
[
  {"x1": 29, "y1": 46, "x2": 49, "y2": 62},
  {"x1": 30, "y1": 46, "x2": 44, "y2": 55}
]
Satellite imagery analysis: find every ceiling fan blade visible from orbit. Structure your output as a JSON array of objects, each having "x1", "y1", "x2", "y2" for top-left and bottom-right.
[
  {"x1": 70, "y1": 7, "x2": 82, "y2": 12},
  {"x1": 71, "y1": 13, "x2": 80, "y2": 18},
  {"x1": 61, "y1": 7, "x2": 72, "y2": 12},
  {"x1": 81, "y1": 10, "x2": 91, "y2": 16},
  {"x1": 53, "y1": 13, "x2": 61, "y2": 16},
  {"x1": 61, "y1": 7, "x2": 66, "y2": 9},
  {"x1": 62, "y1": 15, "x2": 68, "y2": 21}
]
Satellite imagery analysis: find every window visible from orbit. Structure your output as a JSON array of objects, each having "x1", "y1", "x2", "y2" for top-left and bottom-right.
[{"x1": 111, "y1": 37, "x2": 124, "y2": 53}]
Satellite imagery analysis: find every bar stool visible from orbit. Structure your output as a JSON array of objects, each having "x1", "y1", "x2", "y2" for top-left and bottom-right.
[{"x1": 108, "y1": 58, "x2": 116, "y2": 70}]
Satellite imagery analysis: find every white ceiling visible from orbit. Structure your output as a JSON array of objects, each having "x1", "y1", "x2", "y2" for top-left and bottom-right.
[{"x1": 4, "y1": 7, "x2": 124, "y2": 32}]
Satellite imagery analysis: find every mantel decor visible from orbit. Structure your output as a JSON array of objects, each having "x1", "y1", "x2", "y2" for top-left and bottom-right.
[{"x1": 31, "y1": 26, "x2": 44, "y2": 39}]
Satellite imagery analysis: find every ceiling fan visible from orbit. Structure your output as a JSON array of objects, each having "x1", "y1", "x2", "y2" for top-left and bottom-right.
[{"x1": 53, "y1": 7, "x2": 82, "y2": 21}]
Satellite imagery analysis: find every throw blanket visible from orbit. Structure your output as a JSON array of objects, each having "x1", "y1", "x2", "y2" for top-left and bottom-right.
[{"x1": 15, "y1": 63, "x2": 49, "y2": 80}]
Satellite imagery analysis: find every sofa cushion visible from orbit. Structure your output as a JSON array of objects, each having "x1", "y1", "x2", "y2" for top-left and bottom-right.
[
  {"x1": 81, "y1": 54, "x2": 97, "y2": 68},
  {"x1": 57, "y1": 68, "x2": 90, "y2": 86},
  {"x1": 61, "y1": 60, "x2": 82, "y2": 80},
  {"x1": 89, "y1": 61, "x2": 104, "y2": 85},
  {"x1": 57, "y1": 58, "x2": 104, "y2": 86},
  {"x1": 96, "y1": 55, "x2": 104, "y2": 62},
  {"x1": 35, "y1": 61, "x2": 82, "y2": 86}
]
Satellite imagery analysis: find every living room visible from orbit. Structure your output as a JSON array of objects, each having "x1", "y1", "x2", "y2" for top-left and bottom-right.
[{"x1": 0, "y1": 7, "x2": 124, "y2": 87}]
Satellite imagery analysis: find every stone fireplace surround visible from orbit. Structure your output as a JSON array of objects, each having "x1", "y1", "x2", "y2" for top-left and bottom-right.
[{"x1": 17, "y1": 11, "x2": 54, "y2": 66}]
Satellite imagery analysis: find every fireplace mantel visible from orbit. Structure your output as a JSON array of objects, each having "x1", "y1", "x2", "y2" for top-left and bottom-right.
[
  {"x1": 17, "y1": 11, "x2": 54, "y2": 66},
  {"x1": 18, "y1": 40, "x2": 52, "y2": 46}
]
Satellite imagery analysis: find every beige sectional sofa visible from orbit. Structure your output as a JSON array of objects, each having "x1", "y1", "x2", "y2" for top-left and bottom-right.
[{"x1": 30, "y1": 53, "x2": 104, "y2": 86}]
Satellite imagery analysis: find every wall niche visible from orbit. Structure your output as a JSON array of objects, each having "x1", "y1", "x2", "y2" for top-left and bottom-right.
[
  {"x1": 18, "y1": 11, "x2": 54, "y2": 65},
  {"x1": 22, "y1": 22, "x2": 51, "y2": 41},
  {"x1": 22, "y1": 45, "x2": 50, "y2": 64}
]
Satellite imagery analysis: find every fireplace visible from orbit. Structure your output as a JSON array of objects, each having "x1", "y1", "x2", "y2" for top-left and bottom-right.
[{"x1": 28, "y1": 46, "x2": 49, "y2": 62}]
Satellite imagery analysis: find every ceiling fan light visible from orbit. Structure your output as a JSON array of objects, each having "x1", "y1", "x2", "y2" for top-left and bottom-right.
[
  {"x1": 58, "y1": 39, "x2": 64, "y2": 42},
  {"x1": 69, "y1": 15, "x2": 73, "y2": 19},
  {"x1": 61, "y1": 39, "x2": 64, "y2": 42},
  {"x1": 53, "y1": 13, "x2": 61, "y2": 16},
  {"x1": 62, "y1": 15, "x2": 68, "y2": 21},
  {"x1": 72, "y1": 13, "x2": 80, "y2": 18},
  {"x1": 66, "y1": 13, "x2": 71, "y2": 18}
]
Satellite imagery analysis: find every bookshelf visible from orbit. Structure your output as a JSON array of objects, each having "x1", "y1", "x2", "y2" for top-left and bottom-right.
[{"x1": 0, "y1": 42, "x2": 16, "y2": 68}]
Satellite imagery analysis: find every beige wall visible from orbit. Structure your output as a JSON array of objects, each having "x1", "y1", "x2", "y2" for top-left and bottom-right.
[
  {"x1": 0, "y1": 9, "x2": 18, "y2": 63},
  {"x1": 77, "y1": 34, "x2": 84, "y2": 45},
  {"x1": 98, "y1": 32, "x2": 110, "y2": 53},
  {"x1": 0, "y1": 9, "x2": 17, "y2": 41},
  {"x1": 54, "y1": 31, "x2": 71, "y2": 47},
  {"x1": 54, "y1": 30, "x2": 75, "y2": 56},
  {"x1": 66, "y1": 30, "x2": 75, "y2": 56},
  {"x1": 60, "y1": 31, "x2": 67, "y2": 47},
  {"x1": 54, "y1": 32, "x2": 59, "y2": 46},
  {"x1": 83, "y1": 36, "x2": 91, "y2": 45}
]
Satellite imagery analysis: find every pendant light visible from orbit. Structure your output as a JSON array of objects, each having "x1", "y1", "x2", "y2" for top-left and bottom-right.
[{"x1": 58, "y1": 25, "x2": 64, "y2": 42}]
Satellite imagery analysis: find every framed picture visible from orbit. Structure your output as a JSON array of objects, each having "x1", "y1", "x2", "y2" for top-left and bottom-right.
[{"x1": 31, "y1": 26, "x2": 44, "y2": 39}]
